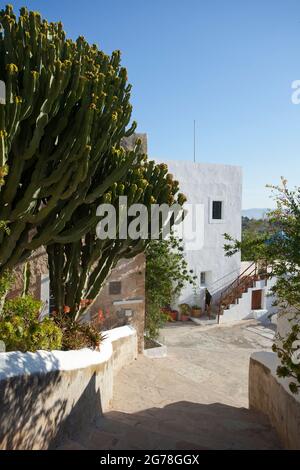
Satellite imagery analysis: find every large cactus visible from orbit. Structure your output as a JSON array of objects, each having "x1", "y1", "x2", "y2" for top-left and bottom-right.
[
  {"x1": 0, "y1": 5, "x2": 138, "y2": 274},
  {"x1": 47, "y1": 156, "x2": 187, "y2": 320}
]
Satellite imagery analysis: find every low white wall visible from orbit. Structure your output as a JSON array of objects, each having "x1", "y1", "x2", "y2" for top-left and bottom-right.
[
  {"x1": 0, "y1": 326, "x2": 137, "y2": 450},
  {"x1": 249, "y1": 351, "x2": 300, "y2": 449}
]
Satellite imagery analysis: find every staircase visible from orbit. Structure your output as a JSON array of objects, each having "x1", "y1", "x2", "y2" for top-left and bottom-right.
[
  {"x1": 217, "y1": 262, "x2": 268, "y2": 323},
  {"x1": 57, "y1": 402, "x2": 281, "y2": 450}
]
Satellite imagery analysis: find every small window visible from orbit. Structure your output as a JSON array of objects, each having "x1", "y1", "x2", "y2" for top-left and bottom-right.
[
  {"x1": 200, "y1": 272, "x2": 206, "y2": 286},
  {"x1": 212, "y1": 200, "x2": 223, "y2": 220},
  {"x1": 109, "y1": 281, "x2": 121, "y2": 295}
]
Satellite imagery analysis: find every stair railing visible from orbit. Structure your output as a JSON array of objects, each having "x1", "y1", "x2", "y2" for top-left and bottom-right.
[{"x1": 217, "y1": 261, "x2": 258, "y2": 322}]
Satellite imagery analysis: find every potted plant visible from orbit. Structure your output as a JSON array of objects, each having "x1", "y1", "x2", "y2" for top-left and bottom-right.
[
  {"x1": 191, "y1": 304, "x2": 202, "y2": 317},
  {"x1": 169, "y1": 309, "x2": 178, "y2": 321},
  {"x1": 179, "y1": 303, "x2": 191, "y2": 321}
]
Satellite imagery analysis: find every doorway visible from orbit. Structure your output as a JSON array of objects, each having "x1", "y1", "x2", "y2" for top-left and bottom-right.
[{"x1": 251, "y1": 289, "x2": 262, "y2": 310}]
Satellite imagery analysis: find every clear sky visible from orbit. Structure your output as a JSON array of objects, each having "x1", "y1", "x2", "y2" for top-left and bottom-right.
[{"x1": 9, "y1": 0, "x2": 300, "y2": 208}]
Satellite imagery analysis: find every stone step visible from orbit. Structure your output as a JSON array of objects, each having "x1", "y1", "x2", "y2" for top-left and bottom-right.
[
  {"x1": 57, "y1": 404, "x2": 281, "y2": 450},
  {"x1": 102, "y1": 404, "x2": 281, "y2": 450},
  {"x1": 57, "y1": 419, "x2": 206, "y2": 450}
]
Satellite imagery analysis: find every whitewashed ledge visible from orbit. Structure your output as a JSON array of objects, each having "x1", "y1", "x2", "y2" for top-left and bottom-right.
[
  {"x1": 0, "y1": 326, "x2": 137, "y2": 450},
  {"x1": 249, "y1": 351, "x2": 300, "y2": 450}
]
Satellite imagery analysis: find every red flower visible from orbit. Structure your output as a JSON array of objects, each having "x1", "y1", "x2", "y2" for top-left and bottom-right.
[
  {"x1": 98, "y1": 309, "x2": 104, "y2": 322},
  {"x1": 63, "y1": 305, "x2": 71, "y2": 313}
]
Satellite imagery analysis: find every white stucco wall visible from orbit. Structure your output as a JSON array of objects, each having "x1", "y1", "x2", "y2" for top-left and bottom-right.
[
  {"x1": 0, "y1": 326, "x2": 137, "y2": 449},
  {"x1": 154, "y1": 160, "x2": 242, "y2": 308}
]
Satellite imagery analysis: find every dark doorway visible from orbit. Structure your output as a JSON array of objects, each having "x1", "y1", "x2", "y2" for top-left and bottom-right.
[{"x1": 251, "y1": 289, "x2": 262, "y2": 310}]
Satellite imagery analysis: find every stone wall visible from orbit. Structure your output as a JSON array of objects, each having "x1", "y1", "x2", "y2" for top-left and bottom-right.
[
  {"x1": 0, "y1": 326, "x2": 137, "y2": 450},
  {"x1": 249, "y1": 351, "x2": 300, "y2": 450},
  {"x1": 7, "y1": 247, "x2": 48, "y2": 301},
  {"x1": 88, "y1": 253, "x2": 146, "y2": 353},
  {"x1": 8, "y1": 248, "x2": 146, "y2": 352}
]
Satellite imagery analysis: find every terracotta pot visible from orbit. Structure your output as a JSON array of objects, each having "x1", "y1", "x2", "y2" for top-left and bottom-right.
[
  {"x1": 181, "y1": 314, "x2": 189, "y2": 322},
  {"x1": 191, "y1": 308, "x2": 202, "y2": 318},
  {"x1": 169, "y1": 311, "x2": 178, "y2": 321}
]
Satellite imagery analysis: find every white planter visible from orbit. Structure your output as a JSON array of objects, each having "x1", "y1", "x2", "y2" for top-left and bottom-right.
[{"x1": 143, "y1": 339, "x2": 167, "y2": 358}]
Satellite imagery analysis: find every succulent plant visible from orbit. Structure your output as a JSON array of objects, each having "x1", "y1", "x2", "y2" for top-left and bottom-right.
[{"x1": 0, "y1": 4, "x2": 138, "y2": 274}]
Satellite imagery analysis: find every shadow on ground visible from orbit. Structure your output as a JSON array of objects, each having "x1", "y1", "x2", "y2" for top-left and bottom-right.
[{"x1": 57, "y1": 400, "x2": 282, "y2": 450}]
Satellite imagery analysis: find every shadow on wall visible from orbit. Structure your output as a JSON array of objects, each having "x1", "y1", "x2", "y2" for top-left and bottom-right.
[
  {"x1": 57, "y1": 401, "x2": 282, "y2": 450},
  {"x1": 0, "y1": 353, "x2": 64, "y2": 449},
  {"x1": 0, "y1": 354, "x2": 103, "y2": 450}
]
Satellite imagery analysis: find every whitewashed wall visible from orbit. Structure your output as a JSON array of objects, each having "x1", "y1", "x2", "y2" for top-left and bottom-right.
[{"x1": 154, "y1": 160, "x2": 242, "y2": 308}]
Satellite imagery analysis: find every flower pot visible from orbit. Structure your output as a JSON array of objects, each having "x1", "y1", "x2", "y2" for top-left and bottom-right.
[
  {"x1": 181, "y1": 314, "x2": 189, "y2": 322},
  {"x1": 169, "y1": 310, "x2": 178, "y2": 321},
  {"x1": 191, "y1": 308, "x2": 202, "y2": 318}
]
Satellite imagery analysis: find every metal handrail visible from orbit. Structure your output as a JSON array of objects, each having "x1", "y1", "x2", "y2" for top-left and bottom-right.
[
  {"x1": 219, "y1": 261, "x2": 256, "y2": 302},
  {"x1": 217, "y1": 262, "x2": 258, "y2": 321},
  {"x1": 206, "y1": 268, "x2": 240, "y2": 295}
]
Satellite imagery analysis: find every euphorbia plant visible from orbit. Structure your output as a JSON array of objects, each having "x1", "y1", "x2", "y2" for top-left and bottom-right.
[
  {"x1": 48, "y1": 158, "x2": 187, "y2": 320},
  {"x1": 0, "y1": 4, "x2": 139, "y2": 277}
]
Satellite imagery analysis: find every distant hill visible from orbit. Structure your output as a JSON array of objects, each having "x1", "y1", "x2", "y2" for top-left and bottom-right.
[{"x1": 242, "y1": 208, "x2": 270, "y2": 220}]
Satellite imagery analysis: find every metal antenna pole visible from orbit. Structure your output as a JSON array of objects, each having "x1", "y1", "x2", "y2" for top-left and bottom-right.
[{"x1": 193, "y1": 119, "x2": 196, "y2": 162}]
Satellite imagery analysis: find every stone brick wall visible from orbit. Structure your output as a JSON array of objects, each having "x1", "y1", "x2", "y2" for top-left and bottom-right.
[
  {"x1": 8, "y1": 249, "x2": 146, "y2": 353},
  {"x1": 87, "y1": 253, "x2": 146, "y2": 353},
  {"x1": 7, "y1": 247, "x2": 48, "y2": 301}
]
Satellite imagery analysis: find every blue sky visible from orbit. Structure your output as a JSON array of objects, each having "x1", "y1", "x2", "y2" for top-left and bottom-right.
[{"x1": 10, "y1": 0, "x2": 300, "y2": 208}]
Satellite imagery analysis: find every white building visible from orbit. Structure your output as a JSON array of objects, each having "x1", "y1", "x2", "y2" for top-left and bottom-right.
[{"x1": 155, "y1": 160, "x2": 242, "y2": 311}]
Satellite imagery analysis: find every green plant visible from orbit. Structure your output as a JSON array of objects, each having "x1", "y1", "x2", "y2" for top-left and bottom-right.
[
  {"x1": 192, "y1": 304, "x2": 201, "y2": 309},
  {"x1": 53, "y1": 313, "x2": 104, "y2": 350},
  {"x1": 224, "y1": 178, "x2": 300, "y2": 393},
  {"x1": 21, "y1": 262, "x2": 30, "y2": 298},
  {"x1": 48, "y1": 159, "x2": 185, "y2": 321},
  {"x1": 0, "y1": 269, "x2": 13, "y2": 301},
  {"x1": 0, "y1": 296, "x2": 62, "y2": 352},
  {"x1": 0, "y1": 269, "x2": 13, "y2": 314},
  {"x1": 0, "y1": 4, "x2": 139, "y2": 275},
  {"x1": 179, "y1": 303, "x2": 191, "y2": 316},
  {"x1": 272, "y1": 324, "x2": 300, "y2": 394},
  {"x1": 145, "y1": 234, "x2": 196, "y2": 339}
]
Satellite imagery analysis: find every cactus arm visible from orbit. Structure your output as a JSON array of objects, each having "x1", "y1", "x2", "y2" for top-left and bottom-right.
[{"x1": 21, "y1": 261, "x2": 31, "y2": 297}]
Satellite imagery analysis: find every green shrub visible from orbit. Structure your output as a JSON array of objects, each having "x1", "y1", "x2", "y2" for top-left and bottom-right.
[
  {"x1": 3, "y1": 296, "x2": 42, "y2": 319},
  {"x1": 179, "y1": 303, "x2": 191, "y2": 316},
  {"x1": 53, "y1": 314, "x2": 104, "y2": 350},
  {"x1": 0, "y1": 296, "x2": 62, "y2": 352},
  {"x1": 0, "y1": 270, "x2": 14, "y2": 314},
  {"x1": 145, "y1": 234, "x2": 196, "y2": 340}
]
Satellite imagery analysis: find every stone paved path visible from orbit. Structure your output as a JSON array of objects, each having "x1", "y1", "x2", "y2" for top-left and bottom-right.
[{"x1": 58, "y1": 320, "x2": 282, "y2": 450}]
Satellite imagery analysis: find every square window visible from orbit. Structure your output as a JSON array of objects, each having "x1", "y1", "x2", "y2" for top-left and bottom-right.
[
  {"x1": 109, "y1": 281, "x2": 121, "y2": 295},
  {"x1": 212, "y1": 200, "x2": 223, "y2": 220}
]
